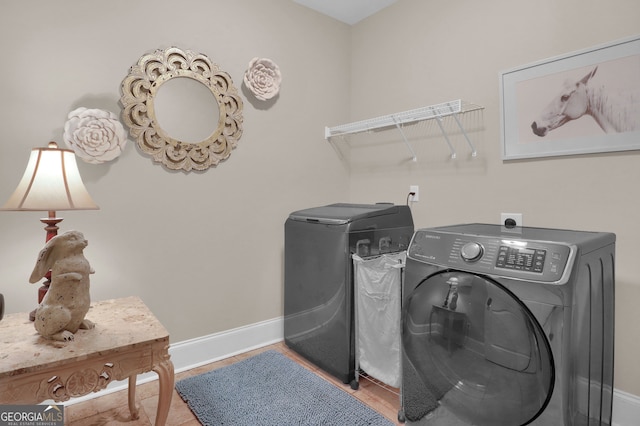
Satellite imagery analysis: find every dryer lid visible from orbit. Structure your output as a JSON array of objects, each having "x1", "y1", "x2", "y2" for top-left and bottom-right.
[
  {"x1": 402, "y1": 270, "x2": 554, "y2": 426},
  {"x1": 288, "y1": 203, "x2": 401, "y2": 225}
]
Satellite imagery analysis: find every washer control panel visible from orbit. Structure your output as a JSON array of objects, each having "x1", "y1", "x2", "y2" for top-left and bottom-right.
[
  {"x1": 460, "y1": 242, "x2": 484, "y2": 262},
  {"x1": 495, "y1": 245, "x2": 546, "y2": 273},
  {"x1": 408, "y1": 228, "x2": 574, "y2": 284}
]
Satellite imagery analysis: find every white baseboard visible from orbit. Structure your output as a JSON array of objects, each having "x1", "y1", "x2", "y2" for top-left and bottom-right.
[
  {"x1": 63, "y1": 316, "x2": 640, "y2": 426},
  {"x1": 612, "y1": 388, "x2": 640, "y2": 426},
  {"x1": 168, "y1": 316, "x2": 284, "y2": 373},
  {"x1": 65, "y1": 316, "x2": 284, "y2": 406}
]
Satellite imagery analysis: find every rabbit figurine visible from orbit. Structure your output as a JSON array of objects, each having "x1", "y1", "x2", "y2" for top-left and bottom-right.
[{"x1": 29, "y1": 230, "x2": 95, "y2": 341}]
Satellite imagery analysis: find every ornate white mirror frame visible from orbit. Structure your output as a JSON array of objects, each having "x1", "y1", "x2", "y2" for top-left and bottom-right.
[{"x1": 120, "y1": 47, "x2": 243, "y2": 172}]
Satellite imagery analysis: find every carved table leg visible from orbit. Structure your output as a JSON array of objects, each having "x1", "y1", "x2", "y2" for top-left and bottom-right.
[
  {"x1": 128, "y1": 375, "x2": 140, "y2": 420},
  {"x1": 153, "y1": 359, "x2": 175, "y2": 426}
]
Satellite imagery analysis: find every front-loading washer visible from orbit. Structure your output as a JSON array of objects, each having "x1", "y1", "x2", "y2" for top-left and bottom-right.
[{"x1": 401, "y1": 224, "x2": 615, "y2": 426}]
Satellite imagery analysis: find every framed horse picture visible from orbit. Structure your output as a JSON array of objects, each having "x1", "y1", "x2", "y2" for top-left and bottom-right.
[{"x1": 499, "y1": 35, "x2": 640, "y2": 160}]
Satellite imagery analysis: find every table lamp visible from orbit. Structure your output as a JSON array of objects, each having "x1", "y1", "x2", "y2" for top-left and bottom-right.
[{"x1": 1, "y1": 141, "x2": 99, "y2": 320}]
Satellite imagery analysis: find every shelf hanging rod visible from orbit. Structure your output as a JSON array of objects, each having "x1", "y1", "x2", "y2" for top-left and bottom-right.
[{"x1": 391, "y1": 116, "x2": 418, "y2": 162}]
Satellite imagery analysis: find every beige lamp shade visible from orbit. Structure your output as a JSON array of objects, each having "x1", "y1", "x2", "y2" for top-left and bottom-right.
[{"x1": 1, "y1": 142, "x2": 99, "y2": 211}]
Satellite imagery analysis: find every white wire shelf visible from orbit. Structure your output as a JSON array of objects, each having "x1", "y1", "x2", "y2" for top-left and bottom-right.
[{"x1": 325, "y1": 99, "x2": 484, "y2": 161}]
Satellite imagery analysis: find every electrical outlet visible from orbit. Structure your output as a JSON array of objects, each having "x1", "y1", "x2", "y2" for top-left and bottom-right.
[
  {"x1": 501, "y1": 213, "x2": 523, "y2": 228},
  {"x1": 409, "y1": 185, "x2": 419, "y2": 202}
]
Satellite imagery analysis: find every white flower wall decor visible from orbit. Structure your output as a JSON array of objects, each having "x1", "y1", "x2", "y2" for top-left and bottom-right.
[
  {"x1": 244, "y1": 57, "x2": 282, "y2": 101},
  {"x1": 63, "y1": 107, "x2": 128, "y2": 164}
]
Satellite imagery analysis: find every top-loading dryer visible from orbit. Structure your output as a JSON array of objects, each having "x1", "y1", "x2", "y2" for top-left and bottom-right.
[
  {"x1": 401, "y1": 224, "x2": 615, "y2": 426},
  {"x1": 284, "y1": 203, "x2": 414, "y2": 385}
]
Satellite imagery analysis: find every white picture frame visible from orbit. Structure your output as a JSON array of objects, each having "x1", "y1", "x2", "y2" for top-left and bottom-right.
[{"x1": 499, "y1": 35, "x2": 640, "y2": 160}]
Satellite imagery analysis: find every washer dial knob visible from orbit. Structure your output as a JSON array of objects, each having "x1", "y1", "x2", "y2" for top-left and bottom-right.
[{"x1": 461, "y1": 242, "x2": 483, "y2": 262}]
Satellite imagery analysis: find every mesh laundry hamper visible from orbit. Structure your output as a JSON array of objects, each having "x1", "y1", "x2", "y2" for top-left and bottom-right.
[{"x1": 352, "y1": 252, "x2": 405, "y2": 388}]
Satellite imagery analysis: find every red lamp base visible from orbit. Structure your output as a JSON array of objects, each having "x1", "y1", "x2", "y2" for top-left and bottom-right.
[{"x1": 29, "y1": 212, "x2": 62, "y2": 321}]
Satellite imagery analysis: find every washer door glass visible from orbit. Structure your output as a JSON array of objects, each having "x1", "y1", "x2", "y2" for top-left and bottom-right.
[{"x1": 402, "y1": 270, "x2": 554, "y2": 426}]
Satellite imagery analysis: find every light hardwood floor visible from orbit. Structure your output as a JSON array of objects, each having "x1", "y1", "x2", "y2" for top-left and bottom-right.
[{"x1": 65, "y1": 341, "x2": 403, "y2": 425}]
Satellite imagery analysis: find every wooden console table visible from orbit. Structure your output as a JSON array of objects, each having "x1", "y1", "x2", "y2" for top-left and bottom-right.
[{"x1": 0, "y1": 296, "x2": 174, "y2": 425}]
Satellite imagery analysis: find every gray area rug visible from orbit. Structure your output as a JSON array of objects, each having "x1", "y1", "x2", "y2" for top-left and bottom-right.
[{"x1": 175, "y1": 350, "x2": 394, "y2": 426}]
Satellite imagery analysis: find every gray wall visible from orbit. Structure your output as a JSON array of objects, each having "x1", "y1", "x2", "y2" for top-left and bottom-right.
[
  {"x1": 349, "y1": 0, "x2": 640, "y2": 396},
  {"x1": 1, "y1": 0, "x2": 639, "y2": 399},
  {"x1": 0, "y1": 1, "x2": 349, "y2": 341}
]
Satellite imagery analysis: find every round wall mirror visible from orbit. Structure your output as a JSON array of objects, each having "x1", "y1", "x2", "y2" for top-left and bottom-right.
[
  {"x1": 120, "y1": 47, "x2": 243, "y2": 172},
  {"x1": 153, "y1": 76, "x2": 221, "y2": 143}
]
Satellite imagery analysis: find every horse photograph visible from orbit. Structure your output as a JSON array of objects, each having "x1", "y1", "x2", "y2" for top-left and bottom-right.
[
  {"x1": 520, "y1": 54, "x2": 640, "y2": 142},
  {"x1": 500, "y1": 36, "x2": 640, "y2": 159}
]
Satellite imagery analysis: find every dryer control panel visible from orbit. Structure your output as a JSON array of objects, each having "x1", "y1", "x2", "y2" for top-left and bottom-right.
[{"x1": 408, "y1": 228, "x2": 575, "y2": 284}]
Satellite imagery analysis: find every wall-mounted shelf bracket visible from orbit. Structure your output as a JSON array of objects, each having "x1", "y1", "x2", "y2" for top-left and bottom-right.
[
  {"x1": 391, "y1": 116, "x2": 417, "y2": 162},
  {"x1": 452, "y1": 113, "x2": 478, "y2": 157},
  {"x1": 435, "y1": 116, "x2": 457, "y2": 159},
  {"x1": 325, "y1": 99, "x2": 483, "y2": 161}
]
